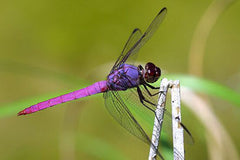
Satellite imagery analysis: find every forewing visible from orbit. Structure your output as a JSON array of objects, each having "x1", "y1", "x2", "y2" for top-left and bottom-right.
[
  {"x1": 110, "y1": 7, "x2": 167, "y2": 73},
  {"x1": 111, "y1": 29, "x2": 142, "y2": 73},
  {"x1": 118, "y1": 7, "x2": 167, "y2": 66}
]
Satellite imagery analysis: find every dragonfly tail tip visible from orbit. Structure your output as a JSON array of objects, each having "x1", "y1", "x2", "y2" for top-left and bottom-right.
[{"x1": 17, "y1": 110, "x2": 26, "y2": 116}]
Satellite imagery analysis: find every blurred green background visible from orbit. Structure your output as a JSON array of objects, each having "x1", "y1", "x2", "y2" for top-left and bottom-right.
[{"x1": 0, "y1": 0, "x2": 240, "y2": 159}]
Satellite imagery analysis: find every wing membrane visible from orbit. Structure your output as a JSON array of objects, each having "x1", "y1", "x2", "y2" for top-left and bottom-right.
[
  {"x1": 104, "y1": 90, "x2": 151, "y2": 143},
  {"x1": 104, "y1": 90, "x2": 164, "y2": 159},
  {"x1": 111, "y1": 7, "x2": 167, "y2": 71},
  {"x1": 111, "y1": 29, "x2": 142, "y2": 73}
]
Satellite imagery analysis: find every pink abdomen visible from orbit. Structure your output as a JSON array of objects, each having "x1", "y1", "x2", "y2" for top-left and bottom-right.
[{"x1": 18, "y1": 81, "x2": 108, "y2": 115}]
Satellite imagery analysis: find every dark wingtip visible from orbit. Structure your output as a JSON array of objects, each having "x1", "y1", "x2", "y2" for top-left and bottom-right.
[
  {"x1": 133, "y1": 28, "x2": 140, "y2": 32},
  {"x1": 162, "y1": 7, "x2": 167, "y2": 11},
  {"x1": 132, "y1": 28, "x2": 141, "y2": 34},
  {"x1": 180, "y1": 122, "x2": 195, "y2": 144},
  {"x1": 159, "y1": 7, "x2": 167, "y2": 14}
]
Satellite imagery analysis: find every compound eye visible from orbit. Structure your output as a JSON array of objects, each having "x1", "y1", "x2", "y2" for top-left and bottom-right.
[
  {"x1": 144, "y1": 62, "x2": 161, "y2": 83},
  {"x1": 145, "y1": 62, "x2": 155, "y2": 70},
  {"x1": 154, "y1": 67, "x2": 161, "y2": 82}
]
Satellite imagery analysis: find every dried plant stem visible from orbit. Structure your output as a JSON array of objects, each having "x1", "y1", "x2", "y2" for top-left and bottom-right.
[
  {"x1": 169, "y1": 80, "x2": 184, "y2": 160},
  {"x1": 148, "y1": 79, "x2": 184, "y2": 160},
  {"x1": 148, "y1": 78, "x2": 170, "y2": 160},
  {"x1": 181, "y1": 87, "x2": 240, "y2": 160},
  {"x1": 188, "y1": 0, "x2": 235, "y2": 76}
]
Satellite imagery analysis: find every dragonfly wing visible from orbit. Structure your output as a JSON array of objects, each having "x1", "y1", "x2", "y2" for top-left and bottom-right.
[
  {"x1": 104, "y1": 90, "x2": 151, "y2": 144},
  {"x1": 118, "y1": 7, "x2": 167, "y2": 66},
  {"x1": 111, "y1": 28, "x2": 142, "y2": 73},
  {"x1": 103, "y1": 90, "x2": 164, "y2": 159},
  {"x1": 110, "y1": 8, "x2": 167, "y2": 73}
]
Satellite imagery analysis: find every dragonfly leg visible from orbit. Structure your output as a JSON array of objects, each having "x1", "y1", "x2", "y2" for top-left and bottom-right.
[
  {"x1": 137, "y1": 86, "x2": 156, "y2": 112},
  {"x1": 144, "y1": 82, "x2": 160, "y2": 89},
  {"x1": 127, "y1": 77, "x2": 164, "y2": 128},
  {"x1": 137, "y1": 87, "x2": 157, "y2": 107},
  {"x1": 137, "y1": 86, "x2": 165, "y2": 135},
  {"x1": 143, "y1": 84, "x2": 162, "y2": 96}
]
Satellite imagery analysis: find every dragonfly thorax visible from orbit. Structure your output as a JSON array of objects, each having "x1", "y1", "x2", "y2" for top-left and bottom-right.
[{"x1": 107, "y1": 64, "x2": 140, "y2": 91}]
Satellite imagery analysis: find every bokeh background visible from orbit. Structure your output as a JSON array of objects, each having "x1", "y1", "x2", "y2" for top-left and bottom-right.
[{"x1": 0, "y1": 0, "x2": 240, "y2": 159}]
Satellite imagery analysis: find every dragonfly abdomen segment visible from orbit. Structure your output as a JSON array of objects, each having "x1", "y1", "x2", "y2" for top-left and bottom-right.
[{"x1": 18, "y1": 81, "x2": 108, "y2": 115}]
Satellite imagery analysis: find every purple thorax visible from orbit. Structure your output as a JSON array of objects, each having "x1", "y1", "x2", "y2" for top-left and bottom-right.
[{"x1": 107, "y1": 64, "x2": 140, "y2": 91}]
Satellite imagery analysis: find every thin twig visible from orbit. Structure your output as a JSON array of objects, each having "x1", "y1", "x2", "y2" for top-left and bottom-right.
[{"x1": 148, "y1": 78, "x2": 170, "y2": 160}]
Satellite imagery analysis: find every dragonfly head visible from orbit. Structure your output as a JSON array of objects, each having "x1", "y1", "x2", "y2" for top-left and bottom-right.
[{"x1": 144, "y1": 62, "x2": 161, "y2": 83}]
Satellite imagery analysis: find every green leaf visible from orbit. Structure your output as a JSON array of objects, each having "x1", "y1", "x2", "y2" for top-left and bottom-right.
[{"x1": 165, "y1": 74, "x2": 240, "y2": 106}]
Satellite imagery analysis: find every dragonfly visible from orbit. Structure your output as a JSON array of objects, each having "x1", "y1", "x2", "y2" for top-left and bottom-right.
[{"x1": 18, "y1": 7, "x2": 182, "y2": 159}]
